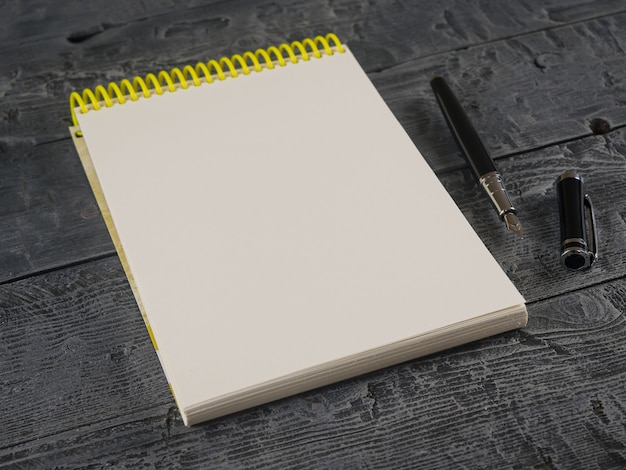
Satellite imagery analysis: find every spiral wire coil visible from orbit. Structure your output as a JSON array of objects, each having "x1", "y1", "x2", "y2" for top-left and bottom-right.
[{"x1": 69, "y1": 33, "x2": 344, "y2": 126}]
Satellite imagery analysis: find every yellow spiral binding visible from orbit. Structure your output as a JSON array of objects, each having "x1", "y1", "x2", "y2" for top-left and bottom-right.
[{"x1": 69, "y1": 33, "x2": 345, "y2": 127}]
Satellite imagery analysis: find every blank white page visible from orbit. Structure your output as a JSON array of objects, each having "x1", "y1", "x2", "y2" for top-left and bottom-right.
[{"x1": 76, "y1": 46, "x2": 525, "y2": 415}]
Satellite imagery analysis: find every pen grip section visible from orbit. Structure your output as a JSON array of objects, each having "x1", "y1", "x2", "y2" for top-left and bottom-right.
[{"x1": 430, "y1": 77, "x2": 495, "y2": 179}]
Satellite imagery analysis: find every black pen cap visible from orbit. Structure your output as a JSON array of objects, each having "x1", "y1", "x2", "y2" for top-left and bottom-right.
[{"x1": 556, "y1": 170, "x2": 597, "y2": 270}]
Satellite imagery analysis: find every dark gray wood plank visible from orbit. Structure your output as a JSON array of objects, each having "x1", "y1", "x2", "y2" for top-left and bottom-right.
[
  {"x1": 1, "y1": 262, "x2": 625, "y2": 468},
  {"x1": 2, "y1": 130, "x2": 625, "y2": 450},
  {"x1": 444, "y1": 128, "x2": 626, "y2": 303},
  {"x1": 2, "y1": 2, "x2": 626, "y2": 467},
  {"x1": 377, "y1": 11, "x2": 626, "y2": 170},
  {"x1": 2, "y1": 123, "x2": 625, "y2": 312},
  {"x1": 0, "y1": 256, "x2": 170, "y2": 449},
  {"x1": 1, "y1": 2, "x2": 625, "y2": 144},
  {"x1": 3, "y1": 0, "x2": 624, "y2": 57},
  {"x1": 0, "y1": 139, "x2": 113, "y2": 283},
  {"x1": 1, "y1": 11, "x2": 626, "y2": 285},
  {"x1": 0, "y1": 0, "x2": 227, "y2": 45}
]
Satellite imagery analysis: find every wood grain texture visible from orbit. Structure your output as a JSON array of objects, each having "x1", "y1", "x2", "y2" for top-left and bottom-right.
[
  {"x1": 377, "y1": 12, "x2": 626, "y2": 171},
  {"x1": 0, "y1": 257, "x2": 170, "y2": 449},
  {"x1": 0, "y1": 140, "x2": 113, "y2": 283},
  {"x1": 2, "y1": 0, "x2": 626, "y2": 468},
  {"x1": 1, "y1": 1, "x2": 625, "y2": 143},
  {"x1": 1, "y1": 266, "x2": 625, "y2": 468},
  {"x1": 1, "y1": 131, "x2": 625, "y2": 467},
  {"x1": 1, "y1": 4, "x2": 626, "y2": 284},
  {"x1": 445, "y1": 128, "x2": 626, "y2": 303},
  {"x1": 3, "y1": 0, "x2": 623, "y2": 57}
]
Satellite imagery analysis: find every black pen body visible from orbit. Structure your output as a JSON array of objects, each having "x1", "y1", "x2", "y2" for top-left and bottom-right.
[
  {"x1": 431, "y1": 76, "x2": 522, "y2": 236},
  {"x1": 430, "y1": 76, "x2": 495, "y2": 179}
]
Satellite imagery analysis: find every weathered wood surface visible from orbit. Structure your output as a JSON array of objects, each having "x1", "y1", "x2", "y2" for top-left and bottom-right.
[
  {"x1": 0, "y1": 140, "x2": 114, "y2": 283},
  {"x1": 1, "y1": 1, "x2": 625, "y2": 145},
  {"x1": 2, "y1": 258, "x2": 626, "y2": 468},
  {"x1": 447, "y1": 129, "x2": 626, "y2": 303},
  {"x1": 1, "y1": 0, "x2": 626, "y2": 468},
  {"x1": 2, "y1": 3, "x2": 626, "y2": 282}
]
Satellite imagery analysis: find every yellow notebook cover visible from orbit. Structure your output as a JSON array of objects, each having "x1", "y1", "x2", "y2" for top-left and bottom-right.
[{"x1": 69, "y1": 34, "x2": 527, "y2": 426}]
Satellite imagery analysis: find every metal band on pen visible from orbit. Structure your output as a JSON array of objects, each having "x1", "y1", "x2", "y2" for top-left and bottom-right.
[{"x1": 479, "y1": 171, "x2": 517, "y2": 219}]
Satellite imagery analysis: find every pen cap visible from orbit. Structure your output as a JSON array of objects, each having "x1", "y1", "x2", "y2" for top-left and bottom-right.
[{"x1": 556, "y1": 170, "x2": 596, "y2": 270}]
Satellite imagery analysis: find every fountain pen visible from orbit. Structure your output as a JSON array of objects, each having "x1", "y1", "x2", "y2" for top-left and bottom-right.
[{"x1": 431, "y1": 76, "x2": 523, "y2": 238}]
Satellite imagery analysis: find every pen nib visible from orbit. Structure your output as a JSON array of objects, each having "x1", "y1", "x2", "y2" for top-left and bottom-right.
[{"x1": 503, "y1": 213, "x2": 523, "y2": 238}]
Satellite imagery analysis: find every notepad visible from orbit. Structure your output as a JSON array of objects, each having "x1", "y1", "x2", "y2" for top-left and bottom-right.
[{"x1": 69, "y1": 34, "x2": 527, "y2": 426}]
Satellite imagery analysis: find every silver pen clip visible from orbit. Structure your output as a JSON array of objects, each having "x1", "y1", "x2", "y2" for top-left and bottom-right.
[{"x1": 583, "y1": 194, "x2": 598, "y2": 264}]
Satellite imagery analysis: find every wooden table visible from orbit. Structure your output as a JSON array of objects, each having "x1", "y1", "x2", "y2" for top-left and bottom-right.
[{"x1": 2, "y1": 1, "x2": 625, "y2": 467}]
